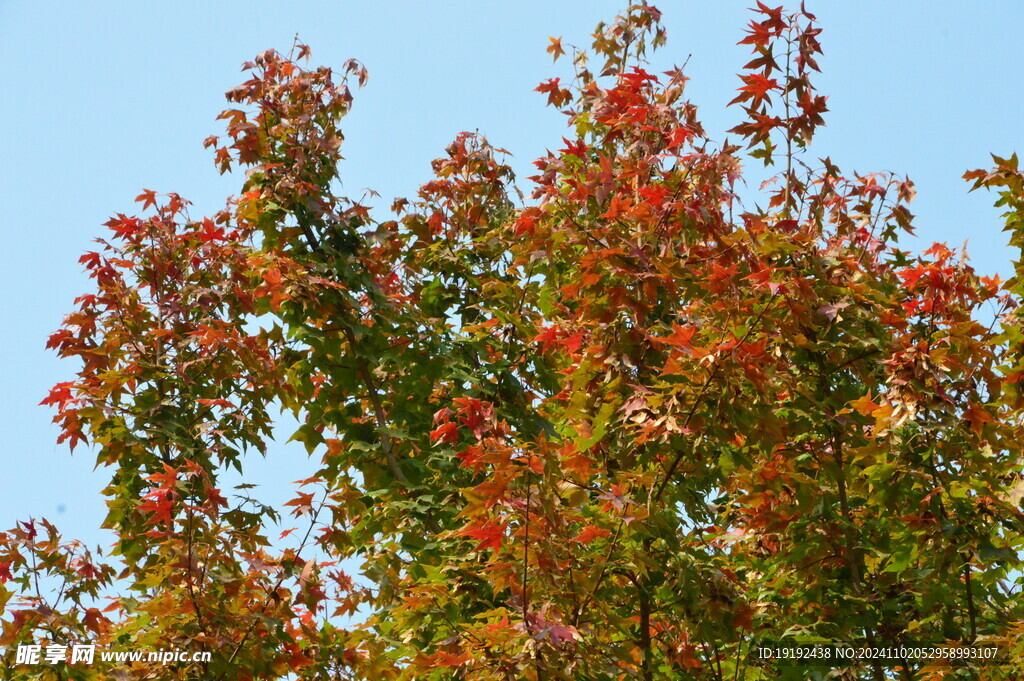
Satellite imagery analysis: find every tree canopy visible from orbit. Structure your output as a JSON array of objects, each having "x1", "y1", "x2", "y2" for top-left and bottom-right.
[{"x1": 3, "y1": 3, "x2": 1024, "y2": 680}]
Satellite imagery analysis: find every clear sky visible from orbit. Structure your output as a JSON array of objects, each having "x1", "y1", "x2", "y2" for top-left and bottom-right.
[{"x1": 2, "y1": 1, "x2": 1023, "y2": 555}]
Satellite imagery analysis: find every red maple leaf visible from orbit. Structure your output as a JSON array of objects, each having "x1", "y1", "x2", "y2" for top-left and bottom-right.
[
  {"x1": 429, "y1": 421, "x2": 458, "y2": 445},
  {"x1": 135, "y1": 189, "x2": 158, "y2": 211},
  {"x1": 535, "y1": 78, "x2": 570, "y2": 107},
  {"x1": 458, "y1": 519, "x2": 505, "y2": 551},
  {"x1": 137, "y1": 488, "x2": 176, "y2": 527},
  {"x1": 656, "y1": 324, "x2": 697, "y2": 349},
  {"x1": 571, "y1": 525, "x2": 612, "y2": 544},
  {"x1": 731, "y1": 73, "x2": 779, "y2": 106},
  {"x1": 40, "y1": 382, "x2": 77, "y2": 411}
]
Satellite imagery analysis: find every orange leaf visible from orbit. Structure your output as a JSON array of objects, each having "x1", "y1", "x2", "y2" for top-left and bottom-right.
[
  {"x1": 850, "y1": 394, "x2": 879, "y2": 417},
  {"x1": 571, "y1": 525, "x2": 612, "y2": 544},
  {"x1": 964, "y1": 403, "x2": 995, "y2": 435},
  {"x1": 458, "y1": 519, "x2": 505, "y2": 551},
  {"x1": 135, "y1": 189, "x2": 158, "y2": 211},
  {"x1": 546, "y1": 36, "x2": 565, "y2": 61}
]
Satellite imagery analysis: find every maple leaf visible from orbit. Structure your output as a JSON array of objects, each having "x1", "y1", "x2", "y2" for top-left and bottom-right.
[
  {"x1": 730, "y1": 113, "x2": 783, "y2": 144},
  {"x1": 146, "y1": 462, "x2": 179, "y2": 489},
  {"x1": 544, "y1": 622, "x2": 580, "y2": 645},
  {"x1": 103, "y1": 214, "x2": 142, "y2": 239},
  {"x1": 731, "y1": 73, "x2": 779, "y2": 106},
  {"x1": 45, "y1": 329, "x2": 71, "y2": 352},
  {"x1": 430, "y1": 421, "x2": 458, "y2": 445},
  {"x1": 78, "y1": 251, "x2": 101, "y2": 270},
  {"x1": 83, "y1": 608, "x2": 110, "y2": 635},
  {"x1": 536, "y1": 324, "x2": 584, "y2": 353},
  {"x1": 798, "y1": 91, "x2": 828, "y2": 119},
  {"x1": 458, "y1": 519, "x2": 505, "y2": 551},
  {"x1": 817, "y1": 300, "x2": 849, "y2": 322},
  {"x1": 560, "y1": 332, "x2": 584, "y2": 353},
  {"x1": 456, "y1": 444, "x2": 487, "y2": 471},
  {"x1": 135, "y1": 189, "x2": 158, "y2": 211},
  {"x1": 754, "y1": 1, "x2": 786, "y2": 28},
  {"x1": 284, "y1": 491, "x2": 316, "y2": 517},
  {"x1": 205, "y1": 485, "x2": 228, "y2": 511},
  {"x1": 560, "y1": 137, "x2": 589, "y2": 159},
  {"x1": 849, "y1": 393, "x2": 880, "y2": 417},
  {"x1": 655, "y1": 323, "x2": 697, "y2": 349},
  {"x1": 744, "y1": 267, "x2": 781, "y2": 293},
  {"x1": 924, "y1": 242, "x2": 952, "y2": 260},
  {"x1": 546, "y1": 36, "x2": 565, "y2": 61},
  {"x1": 535, "y1": 78, "x2": 570, "y2": 107},
  {"x1": 738, "y1": 20, "x2": 776, "y2": 48},
  {"x1": 667, "y1": 125, "x2": 694, "y2": 149},
  {"x1": 197, "y1": 397, "x2": 237, "y2": 410},
  {"x1": 897, "y1": 265, "x2": 926, "y2": 289},
  {"x1": 964, "y1": 403, "x2": 995, "y2": 436},
  {"x1": 137, "y1": 488, "x2": 176, "y2": 527},
  {"x1": 600, "y1": 194, "x2": 632, "y2": 220},
  {"x1": 425, "y1": 650, "x2": 473, "y2": 668},
  {"x1": 196, "y1": 217, "x2": 226, "y2": 243},
  {"x1": 40, "y1": 381, "x2": 76, "y2": 411},
  {"x1": 571, "y1": 525, "x2": 612, "y2": 544},
  {"x1": 637, "y1": 183, "x2": 669, "y2": 205}
]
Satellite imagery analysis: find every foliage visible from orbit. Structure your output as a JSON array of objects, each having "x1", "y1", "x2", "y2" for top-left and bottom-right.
[{"x1": 3, "y1": 3, "x2": 1024, "y2": 679}]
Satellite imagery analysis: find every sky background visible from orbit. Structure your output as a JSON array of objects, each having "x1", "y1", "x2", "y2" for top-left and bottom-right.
[{"x1": 2, "y1": 1, "x2": 1024, "y2": 558}]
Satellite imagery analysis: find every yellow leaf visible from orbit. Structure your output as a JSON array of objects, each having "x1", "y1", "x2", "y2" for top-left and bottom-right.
[{"x1": 850, "y1": 393, "x2": 879, "y2": 417}]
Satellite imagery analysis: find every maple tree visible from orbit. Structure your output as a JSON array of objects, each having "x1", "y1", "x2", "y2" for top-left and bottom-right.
[{"x1": 4, "y1": 3, "x2": 1024, "y2": 679}]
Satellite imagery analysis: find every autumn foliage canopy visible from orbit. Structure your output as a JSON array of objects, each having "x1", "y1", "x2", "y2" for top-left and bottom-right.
[{"x1": 4, "y1": 3, "x2": 1024, "y2": 679}]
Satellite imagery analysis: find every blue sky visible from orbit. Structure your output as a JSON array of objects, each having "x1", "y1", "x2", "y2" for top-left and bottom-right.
[{"x1": 2, "y1": 1, "x2": 1023, "y2": 555}]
